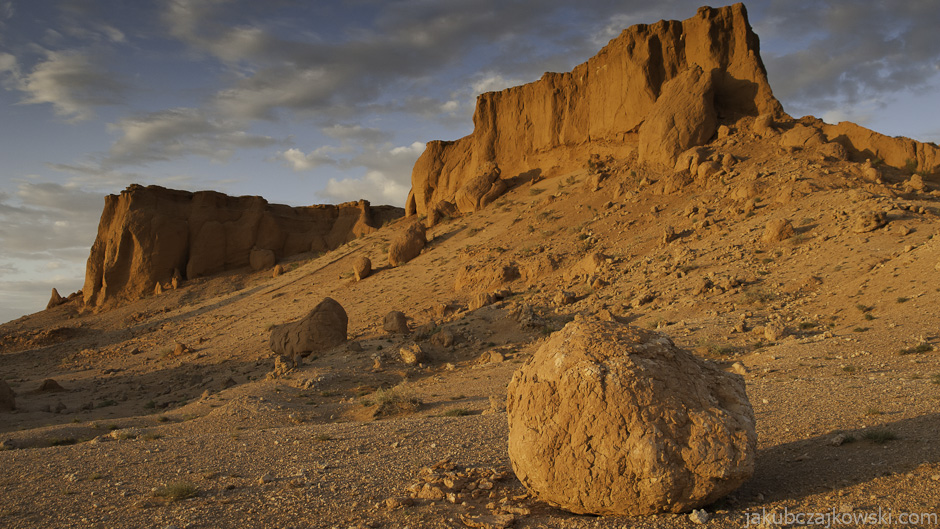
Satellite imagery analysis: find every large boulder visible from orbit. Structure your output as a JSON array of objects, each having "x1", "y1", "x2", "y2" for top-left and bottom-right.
[
  {"x1": 353, "y1": 256, "x2": 372, "y2": 281},
  {"x1": 507, "y1": 321, "x2": 756, "y2": 515},
  {"x1": 454, "y1": 162, "x2": 503, "y2": 214},
  {"x1": 638, "y1": 65, "x2": 718, "y2": 168},
  {"x1": 388, "y1": 222, "x2": 427, "y2": 267},
  {"x1": 269, "y1": 298, "x2": 348, "y2": 360},
  {"x1": 0, "y1": 379, "x2": 14, "y2": 412}
]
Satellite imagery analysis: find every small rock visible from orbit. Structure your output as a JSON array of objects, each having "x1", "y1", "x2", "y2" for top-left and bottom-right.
[
  {"x1": 258, "y1": 474, "x2": 274, "y2": 484},
  {"x1": 829, "y1": 433, "x2": 848, "y2": 447},
  {"x1": 272, "y1": 264, "x2": 285, "y2": 278},
  {"x1": 383, "y1": 311, "x2": 410, "y2": 334},
  {"x1": 690, "y1": 509, "x2": 711, "y2": 524},
  {"x1": 731, "y1": 362, "x2": 748, "y2": 376},
  {"x1": 553, "y1": 290, "x2": 577, "y2": 307},
  {"x1": 853, "y1": 211, "x2": 887, "y2": 233},
  {"x1": 400, "y1": 343, "x2": 425, "y2": 366},
  {"x1": 762, "y1": 218, "x2": 795, "y2": 244}
]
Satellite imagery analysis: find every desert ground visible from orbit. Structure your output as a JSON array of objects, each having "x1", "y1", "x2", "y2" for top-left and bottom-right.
[{"x1": 2, "y1": 113, "x2": 940, "y2": 528}]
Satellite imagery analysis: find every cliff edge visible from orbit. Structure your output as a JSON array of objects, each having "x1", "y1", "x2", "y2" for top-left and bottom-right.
[
  {"x1": 406, "y1": 3, "x2": 782, "y2": 217},
  {"x1": 82, "y1": 185, "x2": 403, "y2": 309}
]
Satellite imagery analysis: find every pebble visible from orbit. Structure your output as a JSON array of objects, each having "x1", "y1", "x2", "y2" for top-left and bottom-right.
[{"x1": 690, "y1": 509, "x2": 710, "y2": 524}]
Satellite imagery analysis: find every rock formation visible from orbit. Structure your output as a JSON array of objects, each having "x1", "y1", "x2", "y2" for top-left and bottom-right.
[
  {"x1": 46, "y1": 288, "x2": 66, "y2": 310},
  {"x1": 82, "y1": 185, "x2": 403, "y2": 309},
  {"x1": 405, "y1": 3, "x2": 940, "y2": 218},
  {"x1": 406, "y1": 3, "x2": 783, "y2": 216},
  {"x1": 507, "y1": 321, "x2": 756, "y2": 515},
  {"x1": 269, "y1": 297, "x2": 348, "y2": 361}
]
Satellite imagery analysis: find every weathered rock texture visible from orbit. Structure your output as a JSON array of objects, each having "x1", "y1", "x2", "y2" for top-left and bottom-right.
[
  {"x1": 269, "y1": 297, "x2": 348, "y2": 359},
  {"x1": 407, "y1": 3, "x2": 783, "y2": 216},
  {"x1": 507, "y1": 321, "x2": 756, "y2": 515},
  {"x1": 82, "y1": 185, "x2": 403, "y2": 309},
  {"x1": 388, "y1": 222, "x2": 427, "y2": 267}
]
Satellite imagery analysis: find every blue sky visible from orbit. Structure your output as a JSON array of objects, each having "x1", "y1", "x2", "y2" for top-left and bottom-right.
[{"x1": 1, "y1": 0, "x2": 939, "y2": 323}]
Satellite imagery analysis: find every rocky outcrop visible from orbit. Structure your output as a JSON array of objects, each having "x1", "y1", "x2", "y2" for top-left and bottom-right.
[
  {"x1": 638, "y1": 65, "x2": 718, "y2": 167},
  {"x1": 407, "y1": 3, "x2": 782, "y2": 216},
  {"x1": 82, "y1": 185, "x2": 403, "y2": 309},
  {"x1": 507, "y1": 321, "x2": 756, "y2": 515}
]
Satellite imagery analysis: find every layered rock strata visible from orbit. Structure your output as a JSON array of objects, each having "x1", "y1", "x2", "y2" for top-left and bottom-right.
[{"x1": 83, "y1": 185, "x2": 403, "y2": 309}]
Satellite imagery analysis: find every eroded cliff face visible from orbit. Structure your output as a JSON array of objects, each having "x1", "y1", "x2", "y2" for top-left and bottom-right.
[
  {"x1": 82, "y1": 185, "x2": 403, "y2": 309},
  {"x1": 407, "y1": 3, "x2": 783, "y2": 216}
]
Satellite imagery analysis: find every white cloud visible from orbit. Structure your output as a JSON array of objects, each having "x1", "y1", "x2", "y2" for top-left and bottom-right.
[
  {"x1": 0, "y1": 182, "x2": 101, "y2": 261},
  {"x1": 15, "y1": 50, "x2": 127, "y2": 122},
  {"x1": 319, "y1": 169, "x2": 410, "y2": 207},
  {"x1": 470, "y1": 72, "x2": 525, "y2": 95},
  {"x1": 314, "y1": 141, "x2": 425, "y2": 206},
  {"x1": 278, "y1": 147, "x2": 337, "y2": 171},
  {"x1": 106, "y1": 107, "x2": 281, "y2": 165}
]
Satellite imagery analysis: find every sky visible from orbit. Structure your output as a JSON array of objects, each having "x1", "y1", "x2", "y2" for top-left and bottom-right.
[{"x1": 1, "y1": 0, "x2": 939, "y2": 324}]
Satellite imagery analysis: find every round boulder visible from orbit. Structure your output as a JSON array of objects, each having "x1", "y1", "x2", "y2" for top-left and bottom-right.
[
  {"x1": 388, "y1": 222, "x2": 427, "y2": 267},
  {"x1": 353, "y1": 256, "x2": 372, "y2": 281},
  {"x1": 507, "y1": 321, "x2": 756, "y2": 515}
]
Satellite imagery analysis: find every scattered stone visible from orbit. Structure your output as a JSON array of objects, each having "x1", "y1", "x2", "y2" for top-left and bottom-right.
[
  {"x1": 690, "y1": 509, "x2": 711, "y2": 524},
  {"x1": 389, "y1": 222, "x2": 427, "y2": 267},
  {"x1": 762, "y1": 218, "x2": 795, "y2": 244},
  {"x1": 0, "y1": 380, "x2": 15, "y2": 412},
  {"x1": 430, "y1": 328, "x2": 456, "y2": 348},
  {"x1": 400, "y1": 343, "x2": 426, "y2": 366},
  {"x1": 249, "y1": 247, "x2": 276, "y2": 271},
  {"x1": 258, "y1": 474, "x2": 274, "y2": 484},
  {"x1": 861, "y1": 160, "x2": 881, "y2": 182},
  {"x1": 662, "y1": 226, "x2": 678, "y2": 245},
  {"x1": 272, "y1": 264, "x2": 285, "y2": 278},
  {"x1": 221, "y1": 377, "x2": 237, "y2": 389},
  {"x1": 347, "y1": 341, "x2": 363, "y2": 352},
  {"x1": 764, "y1": 320, "x2": 787, "y2": 342},
  {"x1": 552, "y1": 290, "x2": 576, "y2": 307},
  {"x1": 38, "y1": 379, "x2": 65, "y2": 392},
  {"x1": 459, "y1": 513, "x2": 516, "y2": 529},
  {"x1": 829, "y1": 433, "x2": 848, "y2": 447},
  {"x1": 507, "y1": 321, "x2": 755, "y2": 515},
  {"x1": 731, "y1": 362, "x2": 749, "y2": 376},
  {"x1": 752, "y1": 114, "x2": 775, "y2": 136},
  {"x1": 853, "y1": 211, "x2": 887, "y2": 233},
  {"x1": 353, "y1": 256, "x2": 372, "y2": 281},
  {"x1": 383, "y1": 311, "x2": 410, "y2": 334},
  {"x1": 384, "y1": 497, "x2": 412, "y2": 510},
  {"x1": 173, "y1": 342, "x2": 191, "y2": 356},
  {"x1": 269, "y1": 297, "x2": 349, "y2": 361},
  {"x1": 153, "y1": 282, "x2": 163, "y2": 295},
  {"x1": 909, "y1": 173, "x2": 926, "y2": 191},
  {"x1": 469, "y1": 292, "x2": 496, "y2": 311}
]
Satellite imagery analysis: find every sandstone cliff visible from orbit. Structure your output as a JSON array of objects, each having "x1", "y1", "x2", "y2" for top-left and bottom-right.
[
  {"x1": 82, "y1": 185, "x2": 403, "y2": 309},
  {"x1": 407, "y1": 3, "x2": 783, "y2": 216}
]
